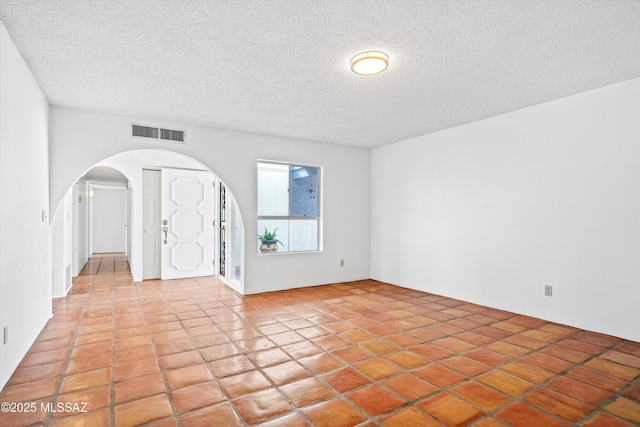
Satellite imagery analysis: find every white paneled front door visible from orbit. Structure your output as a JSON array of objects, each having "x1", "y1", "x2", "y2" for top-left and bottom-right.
[{"x1": 160, "y1": 168, "x2": 214, "y2": 280}]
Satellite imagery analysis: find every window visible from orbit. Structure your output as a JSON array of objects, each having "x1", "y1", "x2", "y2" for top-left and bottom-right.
[{"x1": 257, "y1": 161, "x2": 321, "y2": 253}]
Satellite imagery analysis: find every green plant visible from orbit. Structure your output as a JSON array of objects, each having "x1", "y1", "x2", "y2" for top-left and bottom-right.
[{"x1": 257, "y1": 227, "x2": 283, "y2": 246}]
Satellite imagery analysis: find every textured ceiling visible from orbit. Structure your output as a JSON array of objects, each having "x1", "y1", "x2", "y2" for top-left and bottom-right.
[{"x1": 1, "y1": 0, "x2": 639, "y2": 148}]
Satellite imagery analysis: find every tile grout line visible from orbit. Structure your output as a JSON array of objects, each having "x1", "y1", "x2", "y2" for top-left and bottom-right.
[
  {"x1": 493, "y1": 324, "x2": 632, "y2": 426},
  {"x1": 61, "y1": 257, "x2": 100, "y2": 426},
  {"x1": 404, "y1": 308, "x2": 634, "y2": 426},
  {"x1": 461, "y1": 321, "x2": 589, "y2": 426},
  {"x1": 187, "y1": 280, "x2": 249, "y2": 427},
  {"x1": 109, "y1": 256, "x2": 117, "y2": 427},
  {"x1": 292, "y1": 289, "x2": 633, "y2": 426},
  {"x1": 45, "y1": 255, "x2": 102, "y2": 426},
  {"x1": 3, "y1": 261, "x2": 638, "y2": 427},
  {"x1": 405, "y1": 302, "x2": 595, "y2": 425},
  {"x1": 139, "y1": 278, "x2": 185, "y2": 426}
]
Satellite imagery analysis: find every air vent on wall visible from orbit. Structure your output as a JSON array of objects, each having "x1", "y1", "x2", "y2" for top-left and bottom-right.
[
  {"x1": 160, "y1": 128, "x2": 185, "y2": 142},
  {"x1": 131, "y1": 124, "x2": 185, "y2": 143}
]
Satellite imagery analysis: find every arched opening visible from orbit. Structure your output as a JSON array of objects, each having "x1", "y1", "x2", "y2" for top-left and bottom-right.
[{"x1": 51, "y1": 149, "x2": 244, "y2": 296}]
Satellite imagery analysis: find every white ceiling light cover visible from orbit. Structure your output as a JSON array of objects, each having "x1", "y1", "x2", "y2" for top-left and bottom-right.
[{"x1": 350, "y1": 51, "x2": 389, "y2": 76}]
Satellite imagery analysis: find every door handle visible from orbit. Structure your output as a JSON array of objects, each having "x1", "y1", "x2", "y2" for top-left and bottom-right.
[{"x1": 163, "y1": 227, "x2": 168, "y2": 244}]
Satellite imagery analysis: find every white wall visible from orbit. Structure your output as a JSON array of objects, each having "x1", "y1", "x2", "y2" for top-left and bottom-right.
[
  {"x1": 72, "y1": 179, "x2": 89, "y2": 276},
  {"x1": 371, "y1": 77, "x2": 640, "y2": 342},
  {"x1": 126, "y1": 184, "x2": 132, "y2": 262},
  {"x1": 90, "y1": 187, "x2": 127, "y2": 253},
  {"x1": 0, "y1": 22, "x2": 52, "y2": 389},
  {"x1": 49, "y1": 109, "x2": 371, "y2": 294},
  {"x1": 51, "y1": 189, "x2": 73, "y2": 297}
]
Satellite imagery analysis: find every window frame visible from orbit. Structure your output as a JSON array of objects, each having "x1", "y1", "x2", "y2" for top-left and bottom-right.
[{"x1": 257, "y1": 160, "x2": 322, "y2": 254}]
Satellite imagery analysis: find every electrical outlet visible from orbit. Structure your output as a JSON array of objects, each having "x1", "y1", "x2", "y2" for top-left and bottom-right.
[
  {"x1": 544, "y1": 285, "x2": 553, "y2": 297},
  {"x1": 340, "y1": 259, "x2": 344, "y2": 267}
]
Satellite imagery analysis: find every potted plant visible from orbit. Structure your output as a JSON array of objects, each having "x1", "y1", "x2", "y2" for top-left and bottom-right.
[{"x1": 257, "y1": 227, "x2": 283, "y2": 253}]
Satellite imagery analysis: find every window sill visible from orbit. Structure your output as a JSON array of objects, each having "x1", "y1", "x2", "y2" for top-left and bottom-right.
[{"x1": 257, "y1": 249, "x2": 322, "y2": 256}]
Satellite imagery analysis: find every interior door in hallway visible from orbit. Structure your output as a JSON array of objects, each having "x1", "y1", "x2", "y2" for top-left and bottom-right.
[
  {"x1": 91, "y1": 187, "x2": 127, "y2": 253},
  {"x1": 143, "y1": 169, "x2": 161, "y2": 279},
  {"x1": 160, "y1": 168, "x2": 214, "y2": 280}
]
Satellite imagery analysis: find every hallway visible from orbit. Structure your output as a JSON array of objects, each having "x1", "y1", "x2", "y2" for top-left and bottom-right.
[{"x1": 0, "y1": 254, "x2": 639, "y2": 426}]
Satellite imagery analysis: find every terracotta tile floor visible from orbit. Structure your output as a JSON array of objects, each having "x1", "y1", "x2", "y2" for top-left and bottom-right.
[{"x1": 1, "y1": 254, "x2": 639, "y2": 426}]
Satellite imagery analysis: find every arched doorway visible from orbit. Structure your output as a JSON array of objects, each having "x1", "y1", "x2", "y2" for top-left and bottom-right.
[{"x1": 51, "y1": 149, "x2": 244, "y2": 296}]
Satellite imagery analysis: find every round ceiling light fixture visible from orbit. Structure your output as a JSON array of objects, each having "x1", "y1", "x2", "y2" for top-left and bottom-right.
[{"x1": 350, "y1": 50, "x2": 389, "y2": 76}]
